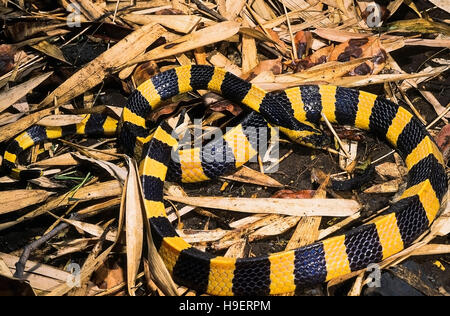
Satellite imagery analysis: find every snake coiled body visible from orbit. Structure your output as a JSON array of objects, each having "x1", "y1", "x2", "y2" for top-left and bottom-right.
[{"x1": 2, "y1": 65, "x2": 447, "y2": 295}]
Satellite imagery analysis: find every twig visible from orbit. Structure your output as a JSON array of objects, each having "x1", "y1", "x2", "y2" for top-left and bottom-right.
[
  {"x1": 112, "y1": 0, "x2": 121, "y2": 24},
  {"x1": 191, "y1": 0, "x2": 226, "y2": 22},
  {"x1": 427, "y1": 102, "x2": 450, "y2": 129},
  {"x1": 395, "y1": 82, "x2": 427, "y2": 125},
  {"x1": 281, "y1": 0, "x2": 297, "y2": 60},
  {"x1": 14, "y1": 211, "x2": 89, "y2": 279},
  {"x1": 321, "y1": 113, "x2": 351, "y2": 158},
  {"x1": 265, "y1": 149, "x2": 294, "y2": 173}
]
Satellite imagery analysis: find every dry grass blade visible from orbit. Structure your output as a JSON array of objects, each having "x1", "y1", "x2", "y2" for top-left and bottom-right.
[{"x1": 165, "y1": 196, "x2": 360, "y2": 217}]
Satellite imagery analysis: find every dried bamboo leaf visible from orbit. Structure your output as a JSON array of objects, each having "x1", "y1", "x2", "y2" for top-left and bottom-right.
[
  {"x1": 386, "y1": 18, "x2": 450, "y2": 36},
  {"x1": 0, "y1": 189, "x2": 55, "y2": 215},
  {"x1": 411, "y1": 244, "x2": 450, "y2": 256},
  {"x1": 249, "y1": 216, "x2": 300, "y2": 241},
  {"x1": 224, "y1": 240, "x2": 247, "y2": 258},
  {"x1": 229, "y1": 214, "x2": 267, "y2": 228},
  {"x1": 31, "y1": 40, "x2": 69, "y2": 64},
  {"x1": 0, "y1": 104, "x2": 56, "y2": 143},
  {"x1": 220, "y1": 165, "x2": 283, "y2": 187},
  {"x1": 313, "y1": 28, "x2": 372, "y2": 42},
  {"x1": 167, "y1": 206, "x2": 195, "y2": 223},
  {"x1": 63, "y1": 219, "x2": 117, "y2": 242},
  {"x1": 123, "y1": 14, "x2": 207, "y2": 33},
  {"x1": 285, "y1": 216, "x2": 321, "y2": 249},
  {"x1": 40, "y1": 23, "x2": 166, "y2": 107},
  {"x1": 0, "y1": 258, "x2": 13, "y2": 277},
  {"x1": 66, "y1": 0, "x2": 112, "y2": 22},
  {"x1": 318, "y1": 212, "x2": 361, "y2": 240},
  {"x1": 71, "y1": 152, "x2": 127, "y2": 182},
  {"x1": 429, "y1": 0, "x2": 450, "y2": 14},
  {"x1": 124, "y1": 158, "x2": 144, "y2": 296},
  {"x1": 363, "y1": 179, "x2": 402, "y2": 193},
  {"x1": 0, "y1": 180, "x2": 122, "y2": 231},
  {"x1": 165, "y1": 196, "x2": 360, "y2": 217},
  {"x1": 241, "y1": 30, "x2": 259, "y2": 73},
  {"x1": 176, "y1": 229, "x2": 228, "y2": 243},
  {"x1": 32, "y1": 149, "x2": 118, "y2": 167},
  {"x1": 37, "y1": 114, "x2": 85, "y2": 126},
  {"x1": 404, "y1": 38, "x2": 450, "y2": 48},
  {"x1": 48, "y1": 238, "x2": 97, "y2": 260},
  {"x1": 282, "y1": 0, "x2": 332, "y2": 27},
  {"x1": 375, "y1": 162, "x2": 406, "y2": 179},
  {"x1": 0, "y1": 72, "x2": 52, "y2": 114},
  {"x1": 330, "y1": 70, "x2": 448, "y2": 87},
  {"x1": 125, "y1": 21, "x2": 241, "y2": 67},
  {"x1": 0, "y1": 112, "x2": 24, "y2": 126},
  {"x1": 0, "y1": 252, "x2": 71, "y2": 292},
  {"x1": 347, "y1": 272, "x2": 365, "y2": 296},
  {"x1": 276, "y1": 57, "x2": 373, "y2": 82}
]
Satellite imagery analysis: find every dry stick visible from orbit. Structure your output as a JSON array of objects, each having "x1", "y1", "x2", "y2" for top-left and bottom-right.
[
  {"x1": 14, "y1": 211, "x2": 92, "y2": 279},
  {"x1": 112, "y1": 0, "x2": 121, "y2": 23},
  {"x1": 59, "y1": 139, "x2": 124, "y2": 159},
  {"x1": 191, "y1": 0, "x2": 226, "y2": 22},
  {"x1": 60, "y1": 25, "x2": 93, "y2": 49},
  {"x1": 265, "y1": 149, "x2": 294, "y2": 173},
  {"x1": 427, "y1": 102, "x2": 450, "y2": 129},
  {"x1": 281, "y1": 0, "x2": 297, "y2": 60},
  {"x1": 45, "y1": 201, "x2": 81, "y2": 234},
  {"x1": 321, "y1": 113, "x2": 351, "y2": 158},
  {"x1": 244, "y1": 5, "x2": 273, "y2": 39},
  {"x1": 257, "y1": 155, "x2": 265, "y2": 174},
  {"x1": 95, "y1": 272, "x2": 145, "y2": 296},
  {"x1": 395, "y1": 82, "x2": 427, "y2": 125}
]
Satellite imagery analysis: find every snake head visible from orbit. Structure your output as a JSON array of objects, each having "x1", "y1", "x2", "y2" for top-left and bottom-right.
[{"x1": 278, "y1": 126, "x2": 334, "y2": 150}]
